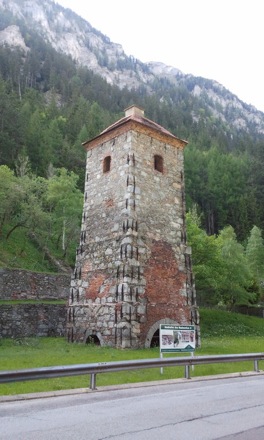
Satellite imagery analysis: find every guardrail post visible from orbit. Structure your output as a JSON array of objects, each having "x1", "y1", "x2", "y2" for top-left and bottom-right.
[
  {"x1": 184, "y1": 364, "x2": 191, "y2": 379},
  {"x1": 89, "y1": 373, "x2": 97, "y2": 390},
  {"x1": 254, "y1": 360, "x2": 259, "y2": 372}
]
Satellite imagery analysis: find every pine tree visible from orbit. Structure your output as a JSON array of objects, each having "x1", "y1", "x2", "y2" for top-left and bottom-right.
[{"x1": 246, "y1": 225, "x2": 264, "y2": 294}]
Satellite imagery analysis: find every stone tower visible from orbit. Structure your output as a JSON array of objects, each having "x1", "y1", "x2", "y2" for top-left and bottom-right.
[{"x1": 67, "y1": 105, "x2": 199, "y2": 348}]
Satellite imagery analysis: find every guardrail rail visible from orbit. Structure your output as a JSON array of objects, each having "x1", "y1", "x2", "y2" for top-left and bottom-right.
[{"x1": 0, "y1": 353, "x2": 263, "y2": 390}]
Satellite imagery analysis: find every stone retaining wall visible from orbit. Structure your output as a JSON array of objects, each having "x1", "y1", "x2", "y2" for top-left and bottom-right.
[
  {"x1": 0, "y1": 304, "x2": 66, "y2": 338},
  {"x1": 0, "y1": 268, "x2": 70, "y2": 300},
  {"x1": 0, "y1": 268, "x2": 70, "y2": 338}
]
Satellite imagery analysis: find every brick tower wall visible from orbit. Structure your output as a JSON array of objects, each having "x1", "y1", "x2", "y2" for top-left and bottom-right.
[
  {"x1": 67, "y1": 124, "x2": 198, "y2": 348},
  {"x1": 132, "y1": 130, "x2": 193, "y2": 345}
]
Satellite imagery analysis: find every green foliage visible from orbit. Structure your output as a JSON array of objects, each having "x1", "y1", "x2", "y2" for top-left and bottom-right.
[
  {"x1": 0, "y1": 166, "x2": 82, "y2": 270},
  {"x1": 246, "y1": 226, "x2": 264, "y2": 272},
  {"x1": 216, "y1": 226, "x2": 253, "y2": 307},
  {"x1": 186, "y1": 210, "x2": 223, "y2": 305},
  {"x1": 0, "y1": 166, "x2": 18, "y2": 234},
  {"x1": 246, "y1": 226, "x2": 264, "y2": 299},
  {"x1": 185, "y1": 146, "x2": 254, "y2": 238},
  {"x1": 187, "y1": 213, "x2": 260, "y2": 308},
  {"x1": 46, "y1": 168, "x2": 83, "y2": 257},
  {"x1": 0, "y1": 169, "x2": 50, "y2": 241}
]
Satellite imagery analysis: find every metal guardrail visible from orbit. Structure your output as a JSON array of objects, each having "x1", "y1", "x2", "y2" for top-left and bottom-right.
[{"x1": 0, "y1": 353, "x2": 263, "y2": 390}]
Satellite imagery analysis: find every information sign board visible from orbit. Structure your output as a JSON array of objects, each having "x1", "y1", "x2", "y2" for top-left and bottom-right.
[{"x1": 160, "y1": 324, "x2": 195, "y2": 353}]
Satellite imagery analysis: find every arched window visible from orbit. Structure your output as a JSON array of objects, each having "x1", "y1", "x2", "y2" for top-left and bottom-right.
[
  {"x1": 154, "y1": 154, "x2": 163, "y2": 173},
  {"x1": 103, "y1": 156, "x2": 111, "y2": 173}
]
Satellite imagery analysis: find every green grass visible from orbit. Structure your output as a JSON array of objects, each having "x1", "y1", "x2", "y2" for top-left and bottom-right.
[
  {"x1": 0, "y1": 225, "x2": 55, "y2": 272},
  {"x1": 0, "y1": 300, "x2": 66, "y2": 305},
  {"x1": 0, "y1": 336, "x2": 263, "y2": 396},
  {"x1": 0, "y1": 223, "x2": 75, "y2": 272},
  {"x1": 200, "y1": 308, "x2": 264, "y2": 337},
  {"x1": 1, "y1": 309, "x2": 264, "y2": 396}
]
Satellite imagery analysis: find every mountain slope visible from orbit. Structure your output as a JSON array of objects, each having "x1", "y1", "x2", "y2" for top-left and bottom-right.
[
  {"x1": 1, "y1": 0, "x2": 264, "y2": 139},
  {"x1": 0, "y1": 0, "x2": 153, "y2": 89}
]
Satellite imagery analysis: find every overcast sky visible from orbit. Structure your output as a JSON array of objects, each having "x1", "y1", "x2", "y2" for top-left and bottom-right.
[{"x1": 55, "y1": 0, "x2": 264, "y2": 112}]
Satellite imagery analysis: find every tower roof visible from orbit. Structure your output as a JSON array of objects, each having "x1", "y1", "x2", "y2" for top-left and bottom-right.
[{"x1": 83, "y1": 105, "x2": 188, "y2": 150}]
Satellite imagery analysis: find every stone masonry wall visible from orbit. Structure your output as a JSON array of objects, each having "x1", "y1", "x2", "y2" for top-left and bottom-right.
[
  {"x1": 0, "y1": 268, "x2": 69, "y2": 338},
  {"x1": 0, "y1": 304, "x2": 66, "y2": 337},
  {"x1": 68, "y1": 124, "x2": 198, "y2": 348},
  {"x1": 0, "y1": 268, "x2": 69, "y2": 300},
  {"x1": 68, "y1": 131, "x2": 140, "y2": 346}
]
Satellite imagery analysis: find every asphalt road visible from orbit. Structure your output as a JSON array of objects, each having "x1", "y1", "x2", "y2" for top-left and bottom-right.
[{"x1": 1, "y1": 375, "x2": 264, "y2": 440}]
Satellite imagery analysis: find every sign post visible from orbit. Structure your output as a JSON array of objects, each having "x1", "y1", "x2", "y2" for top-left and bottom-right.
[{"x1": 159, "y1": 324, "x2": 196, "y2": 374}]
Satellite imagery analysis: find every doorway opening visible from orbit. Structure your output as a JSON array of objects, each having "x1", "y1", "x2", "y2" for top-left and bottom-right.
[
  {"x1": 150, "y1": 329, "x2": 160, "y2": 347},
  {"x1": 86, "y1": 335, "x2": 100, "y2": 345}
]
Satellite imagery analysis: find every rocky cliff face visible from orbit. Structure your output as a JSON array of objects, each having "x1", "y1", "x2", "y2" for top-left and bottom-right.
[
  {"x1": 1, "y1": 0, "x2": 264, "y2": 134},
  {"x1": 0, "y1": 24, "x2": 29, "y2": 53},
  {"x1": 0, "y1": 0, "x2": 155, "y2": 89}
]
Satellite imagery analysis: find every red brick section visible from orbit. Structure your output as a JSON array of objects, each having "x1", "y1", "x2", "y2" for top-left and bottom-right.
[
  {"x1": 142, "y1": 240, "x2": 189, "y2": 337},
  {"x1": 85, "y1": 272, "x2": 108, "y2": 300},
  {"x1": 105, "y1": 198, "x2": 114, "y2": 207},
  {"x1": 82, "y1": 259, "x2": 93, "y2": 275}
]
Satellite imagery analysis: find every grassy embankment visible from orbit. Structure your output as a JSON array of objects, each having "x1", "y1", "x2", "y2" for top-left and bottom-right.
[
  {"x1": 0, "y1": 223, "x2": 73, "y2": 272},
  {"x1": 1, "y1": 308, "x2": 264, "y2": 396}
]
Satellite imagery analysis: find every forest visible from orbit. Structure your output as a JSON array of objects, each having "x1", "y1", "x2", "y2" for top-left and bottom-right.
[{"x1": 0, "y1": 27, "x2": 264, "y2": 309}]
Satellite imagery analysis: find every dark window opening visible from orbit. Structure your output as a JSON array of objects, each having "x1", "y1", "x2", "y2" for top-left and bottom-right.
[
  {"x1": 103, "y1": 156, "x2": 111, "y2": 173},
  {"x1": 86, "y1": 335, "x2": 100, "y2": 345},
  {"x1": 150, "y1": 329, "x2": 160, "y2": 347},
  {"x1": 154, "y1": 155, "x2": 163, "y2": 173}
]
